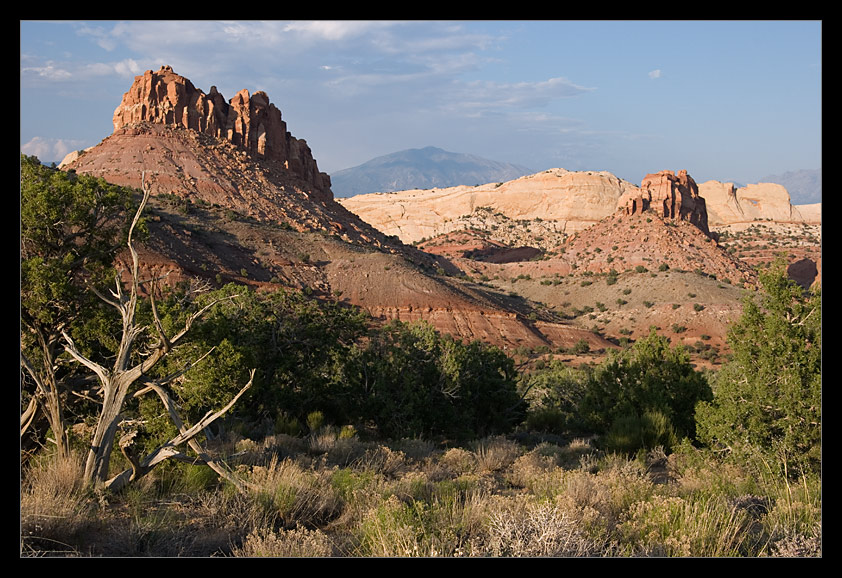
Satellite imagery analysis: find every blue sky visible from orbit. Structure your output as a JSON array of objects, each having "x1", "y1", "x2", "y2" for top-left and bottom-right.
[{"x1": 20, "y1": 20, "x2": 821, "y2": 186}]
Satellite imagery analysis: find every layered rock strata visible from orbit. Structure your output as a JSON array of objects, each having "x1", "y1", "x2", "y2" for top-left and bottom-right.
[
  {"x1": 342, "y1": 167, "x2": 820, "y2": 249},
  {"x1": 59, "y1": 66, "x2": 616, "y2": 352}
]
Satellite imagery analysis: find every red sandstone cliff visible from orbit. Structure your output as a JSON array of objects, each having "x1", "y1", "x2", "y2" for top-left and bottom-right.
[{"x1": 111, "y1": 65, "x2": 332, "y2": 201}]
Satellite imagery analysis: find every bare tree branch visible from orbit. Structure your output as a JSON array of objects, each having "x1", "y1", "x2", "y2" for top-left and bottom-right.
[
  {"x1": 61, "y1": 331, "x2": 110, "y2": 386},
  {"x1": 54, "y1": 171, "x2": 250, "y2": 489},
  {"x1": 105, "y1": 369, "x2": 255, "y2": 493},
  {"x1": 20, "y1": 395, "x2": 39, "y2": 436}
]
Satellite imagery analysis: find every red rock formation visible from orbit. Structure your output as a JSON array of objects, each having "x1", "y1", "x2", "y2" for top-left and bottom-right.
[
  {"x1": 112, "y1": 65, "x2": 332, "y2": 200},
  {"x1": 619, "y1": 169, "x2": 710, "y2": 236}
]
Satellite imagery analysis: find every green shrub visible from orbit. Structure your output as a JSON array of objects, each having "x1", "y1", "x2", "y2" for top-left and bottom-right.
[
  {"x1": 600, "y1": 410, "x2": 678, "y2": 454},
  {"x1": 520, "y1": 360, "x2": 589, "y2": 434},
  {"x1": 306, "y1": 411, "x2": 326, "y2": 433},
  {"x1": 179, "y1": 463, "x2": 221, "y2": 493},
  {"x1": 348, "y1": 321, "x2": 523, "y2": 440},
  {"x1": 569, "y1": 339, "x2": 590, "y2": 354},
  {"x1": 274, "y1": 412, "x2": 303, "y2": 436},
  {"x1": 580, "y1": 330, "x2": 712, "y2": 445},
  {"x1": 526, "y1": 408, "x2": 571, "y2": 434}
]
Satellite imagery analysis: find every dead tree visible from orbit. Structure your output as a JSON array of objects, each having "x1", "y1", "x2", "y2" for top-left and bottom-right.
[
  {"x1": 20, "y1": 352, "x2": 67, "y2": 461},
  {"x1": 61, "y1": 174, "x2": 252, "y2": 490},
  {"x1": 104, "y1": 368, "x2": 254, "y2": 493}
]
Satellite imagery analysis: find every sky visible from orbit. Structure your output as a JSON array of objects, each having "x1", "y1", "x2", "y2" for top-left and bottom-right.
[{"x1": 20, "y1": 20, "x2": 822, "y2": 187}]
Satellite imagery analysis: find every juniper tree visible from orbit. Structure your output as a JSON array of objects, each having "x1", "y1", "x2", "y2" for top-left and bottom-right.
[
  {"x1": 579, "y1": 329, "x2": 713, "y2": 452},
  {"x1": 695, "y1": 261, "x2": 821, "y2": 477}
]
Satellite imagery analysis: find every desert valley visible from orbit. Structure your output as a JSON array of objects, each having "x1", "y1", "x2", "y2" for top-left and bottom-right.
[
  {"x1": 56, "y1": 65, "x2": 821, "y2": 367},
  {"x1": 21, "y1": 66, "x2": 821, "y2": 557}
]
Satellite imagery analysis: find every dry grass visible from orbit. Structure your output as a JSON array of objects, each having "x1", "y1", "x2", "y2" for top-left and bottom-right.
[
  {"x1": 617, "y1": 494, "x2": 753, "y2": 556},
  {"x1": 245, "y1": 455, "x2": 345, "y2": 529},
  {"x1": 233, "y1": 526, "x2": 336, "y2": 557},
  {"x1": 19, "y1": 433, "x2": 821, "y2": 558},
  {"x1": 472, "y1": 435, "x2": 522, "y2": 474},
  {"x1": 20, "y1": 451, "x2": 93, "y2": 556},
  {"x1": 483, "y1": 497, "x2": 608, "y2": 557}
]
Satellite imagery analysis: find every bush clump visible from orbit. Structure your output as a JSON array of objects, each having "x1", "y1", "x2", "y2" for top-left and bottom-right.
[{"x1": 579, "y1": 330, "x2": 712, "y2": 453}]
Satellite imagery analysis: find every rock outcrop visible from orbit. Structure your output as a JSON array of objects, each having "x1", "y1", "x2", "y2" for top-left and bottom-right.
[
  {"x1": 342, "y1": 167, "x2": 820, "y2": 249},
  {"x1": 111, "y1": 65, "x2": 332, "y2": 200},
  {"x1": 698, "y1": 180, "x2": 820, "y2": 226},
  {"x1": 619, "y1": 170, "x2": 710, "y2": 236},
  {"x1": 339, "y1": 168, "x2": 640, "y2": 244},
  {"x1": 787, "y1": 257, "x2": 820, "y2": 290}
]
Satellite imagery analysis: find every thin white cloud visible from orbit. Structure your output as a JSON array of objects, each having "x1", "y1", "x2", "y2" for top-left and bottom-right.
[
  {"x1": 74, "y1": 22, "x2": 119, "y2": 51},
  {"x1": 649, "y1": 69, "x2": 662, "y2": 79},
  {"x1": 22, "y1": 58, "x2": 146, "y2": 85},
  {"x1": 20, "y1": 61, "x2": 72, "y2": 81},
  {"x1": 81, "y1": 59, "x2": 143, "y2": 78},
  {"x1": 444, "y1": 76, "x2": 593, "y2": 114},
  {"x1": 281, "y1": 20, "x2": 398, "y2": 42},
  {"x1": 98, "y1": 21, "x2": 494, "y2": 73},
  {"x1": 113, "y1": 59, "x2": 143, "y2": 77}
]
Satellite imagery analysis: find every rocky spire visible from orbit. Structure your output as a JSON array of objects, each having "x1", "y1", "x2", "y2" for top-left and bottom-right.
[
  {"x1": 618, "y1": 169, "x2": 710, "y2": 236},
  {"x1": 112, "y1": 65, "x2": 332, "y2": 199}
]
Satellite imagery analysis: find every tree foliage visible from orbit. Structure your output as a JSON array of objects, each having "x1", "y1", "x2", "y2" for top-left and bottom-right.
[
  {"x1": 519, "y1": 360, "x2": 591, "y2": 434},
  {"x1": 580, "y1": 329, "x2": 713, "y2": 452},
  {"x1": 348, "y1": 321, "x2": 523, "y2": 439},
  {"x1": 148, "y1": 288, "x2": 523, "y2": 442},
  {"x1": 53, "y1": 178, "x2": 252, "y2": 491},
  {"x1": 146, "y1": 284, "x2": 371, "y2": 436},
  {"x1": 20, "y1": 155, "x2": 136, "y2": 330},
  {"x1": 695, "y1": 262, "x2": 821, "y2": 476},
  {"x1": 20, "y1": 155, "x2": 137, "y2": 459}
]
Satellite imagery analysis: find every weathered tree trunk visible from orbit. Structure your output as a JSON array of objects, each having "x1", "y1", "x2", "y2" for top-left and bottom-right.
[
  {"x1": 82, "y1": 373, "x2": 141, "y2": 484},
  {"x1": 20, "y1": 331, "x2": 70, "y2": 461},
  {"x1": 62, "y1": 174, "x2": 248, "y2": 490},
  {"x1": 104, "y1": 372, "x2": 254, "y2": 493}
]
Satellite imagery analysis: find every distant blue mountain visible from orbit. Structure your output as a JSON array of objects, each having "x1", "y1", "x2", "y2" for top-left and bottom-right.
[
  {"x1": 758, "y1": 169, "x2": 822, "y2": 205},
  {"x1": 330, "y1": 146, "x2": 533, "y2": 197}
]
